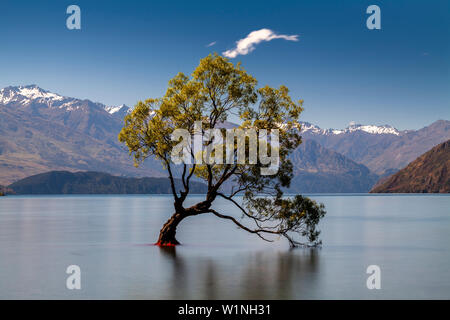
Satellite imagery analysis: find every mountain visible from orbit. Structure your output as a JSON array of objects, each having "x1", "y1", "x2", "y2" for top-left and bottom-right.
[
  {"x1": 104, "y1": 104, "x2": 132, "y2": 119},
  {"x1": 0, "y1": 85, "x2": 162, "y2": 185},
  {"x1": 370, "y1": 140, "x2": 450, "y2": 193},
  {"x1": 300, "y1": 120, "x2": 450, "y2": 175},
  {"x1": 7, "y1": 171, "x2": 207, "y2": 194},
  {"x1": 288, "y1": 140, "x2": 379, "y2": 193},
  {"x1": 301, "y1": 122, "x2": 401, "y2": 136},
  {"x1": 0, "y1": 85, "x2": 131, "y2": 117},
  {"x1": 1, "y1": 85, "x2": 448, "y2": 193}
]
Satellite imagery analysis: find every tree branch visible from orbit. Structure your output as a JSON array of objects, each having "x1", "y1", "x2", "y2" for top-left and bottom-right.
[
  {"x1": 208, "y1": 209, "x2": 278, "y2": 242},
  {"x1": 165, "y1": 159, "x2": 179, "y2": 200}
]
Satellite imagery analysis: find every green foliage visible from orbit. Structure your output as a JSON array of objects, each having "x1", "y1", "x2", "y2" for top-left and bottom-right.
[{"x1": 119, "y1": 53, "x2": 326, "y2": 247}]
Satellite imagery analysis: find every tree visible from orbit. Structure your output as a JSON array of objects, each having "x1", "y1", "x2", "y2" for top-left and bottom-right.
[{"x1": 119, "y1": 53, "x2": 326, "y2": 247}]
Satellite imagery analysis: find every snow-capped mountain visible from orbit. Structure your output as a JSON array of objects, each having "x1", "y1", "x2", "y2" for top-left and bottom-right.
[
  {"x1": 1, "y1": 86, "x2": 400, "y2": 135},
  {"x1": 300, "y1": 122, "x2": 401, "y2": 136},
  {"x1": 0, "y1": 85, "x2": 131, "y2": 116},
  {"x1": 0, "y1": 85, "x2": 160, "y2": 186},
  {"x1": 104, "y1": 104, "x2": 132, "y2": 118},
  {"x1": 0, "y1": 85, "x2": 448, "y2": 184},
  {"x1": 0, "y1": 85, "x2": 64, "y2": 105},
  {"x1": 300, "y1": 120, "x2": 449, "y2": 174},
  {"x1": 340, "y1": 124, "x2": 400, "y2": 135},
  {"x1": 0, "y1": 85, "x2": 70, "y2": 108}
]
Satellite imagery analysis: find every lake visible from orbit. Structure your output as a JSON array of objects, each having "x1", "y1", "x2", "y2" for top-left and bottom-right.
[{"x1": 0, "y1": 194, "x2": 449, "y2": 299}]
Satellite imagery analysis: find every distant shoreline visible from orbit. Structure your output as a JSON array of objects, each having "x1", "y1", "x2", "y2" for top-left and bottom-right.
[{"x1": 3, "y1": 170, "x2": 448, "y2": 196}]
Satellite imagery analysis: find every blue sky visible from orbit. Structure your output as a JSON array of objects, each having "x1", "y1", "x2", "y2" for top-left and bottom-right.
[{"x1": 1, "y1": 0, "x2": 449, "y2": 130}]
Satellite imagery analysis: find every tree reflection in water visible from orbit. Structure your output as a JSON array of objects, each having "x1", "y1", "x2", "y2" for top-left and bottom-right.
[{"x1": 159, "y1": 246, "x2": 320, "y2": 299}]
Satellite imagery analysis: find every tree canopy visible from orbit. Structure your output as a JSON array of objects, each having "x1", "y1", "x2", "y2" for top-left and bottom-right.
[{"x1": 119, "y1": 53, "x2": 326, "y2": 247}]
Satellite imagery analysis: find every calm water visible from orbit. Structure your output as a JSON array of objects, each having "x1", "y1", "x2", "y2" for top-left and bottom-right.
[{"x1": 0, "y1": 194, "x2": 449, "y2": 299}]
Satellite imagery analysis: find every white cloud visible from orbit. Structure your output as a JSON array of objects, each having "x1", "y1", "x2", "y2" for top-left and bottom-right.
[
  {"x1": 223, "y1": 28, "x2": 298, "y2": 58},
  {"x1": 206, "y1": 41, "x2": 217, "y2": 47}
]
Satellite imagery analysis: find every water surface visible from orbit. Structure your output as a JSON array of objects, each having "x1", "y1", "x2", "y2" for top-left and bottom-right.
[{"x1": 0, "y1": 194, "x2": 449, "y2": 299}]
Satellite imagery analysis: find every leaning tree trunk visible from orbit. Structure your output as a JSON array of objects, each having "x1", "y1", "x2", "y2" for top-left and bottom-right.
[{"x1": 155, "y1": 212, "x2": 185, "y2": 246}]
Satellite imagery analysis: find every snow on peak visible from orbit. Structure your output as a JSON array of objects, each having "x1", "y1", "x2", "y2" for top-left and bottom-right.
[
  {"x1": 344, "y1": 124, "x2": 399, "y2": 135},
  {"x1": 0, "y1": 86, "x2": 400, "y2": 135},
  {"x1": 300, "y1": 121, "x2": 400, "y2": 136},
  {"x1": 300, "y1": 122, "x2": 327, "y2": 135},
  {"x1": 0, "y1": 85, "x2": 64, "y2": 105},
  {"x1": 16, "y1": 85, "x2": 64, "y2": 101},
  {"x1": 0, "y1": 85, "x2": 131, "y2": 116},
  {"x1": 104, "y1": 104, "x2": 131, "y2": 115}
]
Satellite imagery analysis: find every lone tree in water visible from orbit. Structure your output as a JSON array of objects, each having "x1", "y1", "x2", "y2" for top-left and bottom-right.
[{"x1": 119, "y1": 54, "x2": 326, "y2": 247}]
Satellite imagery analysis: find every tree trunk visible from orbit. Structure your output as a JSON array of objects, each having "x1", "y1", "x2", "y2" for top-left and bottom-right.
[{"x1": 155, "y1": 212, "x2": 185, "y2": 246}]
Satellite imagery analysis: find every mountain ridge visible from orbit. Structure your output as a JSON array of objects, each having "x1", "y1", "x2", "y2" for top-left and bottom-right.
[
  {"x1": 370, "y1": 140, "x2": 450, "y2": 193},
  {"x1": 289, "y1": 140, "x2": 379, "y2": 192},
  {"x1": 301, "y1": 120, "x2": 450, "y2": 174},
  {"x1": 1, "y1": 85, "x2": 448, "y2": 193},
  {"x1": 1, "y1": 85, "x2": 413, "y2": 135},
  {"x1": 0, "y1": 85, "x2": 131, "y2": 117},
  {"x1": 300, "y1": 121, "x2": 402, "y2": 136},
  {"x1": 0, "y1": 85, "x2": 162, "y2": 185}
]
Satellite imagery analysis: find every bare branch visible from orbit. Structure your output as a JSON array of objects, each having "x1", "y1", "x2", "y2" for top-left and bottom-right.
[
  {"x1": 208, "y1": 209, "x2": 281, "y2": 242},
  {"x1": 164, "y1": 159, "x2": 179, "y2": 200}
]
